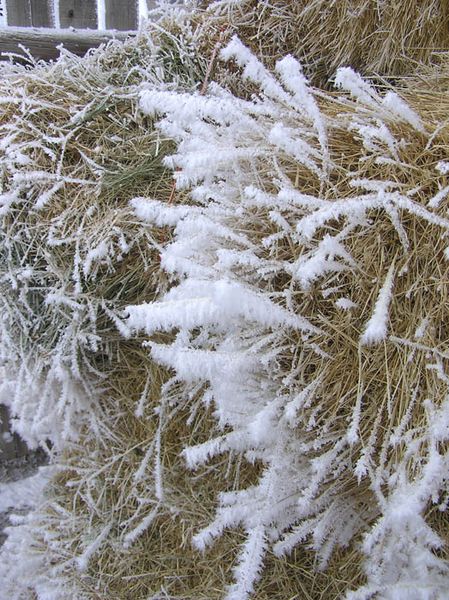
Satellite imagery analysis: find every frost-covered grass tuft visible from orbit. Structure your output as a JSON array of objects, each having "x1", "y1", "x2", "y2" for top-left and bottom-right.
[
  {"x1": 127, "y1": 37, "x2": 449, "y2": 599},
  {"x1": 0, "y1": 27, "x2": 193, "y2": 450}
]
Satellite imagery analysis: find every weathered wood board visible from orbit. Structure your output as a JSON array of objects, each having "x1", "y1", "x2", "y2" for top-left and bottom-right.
[
  {"x1": 5, "y1": 0, "x2": 166, "y2": 30},
  {"x1": 5, "y1": 0, "x2": 32, "y2": 27},
  {"x1": 30, "y1": 0, "x2": 53, "y2": 27},
  {"x1": 59, "y1": 0, "x2": 97, "y2": 29},
  {"x1": 0, "y1": 405, "x2": 28, "y2": 462},
  {"x1": 105, "y1": 0, "x2": 137, "y2": 30},
  {"x1": 6, "y1": 0, "x2": 53, "y2": 27},
  {"x1": 0, "y1": 27, "x2": 132, "y2": 61}
]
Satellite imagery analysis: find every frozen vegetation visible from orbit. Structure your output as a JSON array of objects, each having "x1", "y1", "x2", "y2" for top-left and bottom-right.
[{"x1": 0, "y1": 3, "x2": 449, "y2": 599}]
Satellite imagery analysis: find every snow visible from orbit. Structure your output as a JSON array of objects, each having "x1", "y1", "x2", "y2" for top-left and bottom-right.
[
  {"x1": 0, "y1": 467, "x2": 52, "y2": 514},
  {"x1": 361, "y1": 262, "x2": 395, "y2": 345},
  {"x1": 51, "y1": 0, "x2": 60, "y2": 29},
  {"x1": 97, "y1": 0, "x2": 106, "y2": 30},
  {"x1": 335, "y1": 297, "x2": 357, "y2": 310},
  {"x1": 437, "y1": 160, "x2": 449, "y2": 175}
]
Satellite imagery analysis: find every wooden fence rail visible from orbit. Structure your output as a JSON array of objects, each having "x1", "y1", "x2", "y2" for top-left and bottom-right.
[
  {"x1": 0, "y1": 1, "x2": 172, "y2": 61},
  {"x1": 2, "y1": 0, "x2": 151, "y2": 30},
  {"x1": 0, "y1": 26, "x2": 131, "y2": 60}
]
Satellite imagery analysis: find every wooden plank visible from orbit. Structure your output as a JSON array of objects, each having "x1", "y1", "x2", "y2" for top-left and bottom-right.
[
  {"x1": 59, "y1": 0, "x2": 97, "y2": 29},
  {"x1": 105, "y1": 0, "x2": 137, "y2": 31},
  {"x1": 0, "y1": 27, "x2": 133, "y2": 62},
  {"x1": 6, "y1": 0, "x2": 32, "y2": 26},
  {"x1": 30, "y1": 0, "x2": 53, "y2": 27}
]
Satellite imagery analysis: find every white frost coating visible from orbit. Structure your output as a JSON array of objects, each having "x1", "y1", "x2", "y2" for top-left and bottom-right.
[
  {"x1": 428, "y1": 184, "x2": 449, "y2": 209},
  {"x1": 51, "y1": 0, "x2": 60, "y2": 29},
  {"x1": 183, "y1": 430, "x2": 248, "y2": 469},
  {"x1": 127, "y1": 279, "x2": 319, "y2": 335},
  {"x1": 226, "y1": 525, "x2": 267, "y2": 600},
  {"x1": 336, "y1": 297, "x2": 357, "y2": 310},
  {"x1": 350, "y1": 400, "x2": 449, "y2": 599},
  {"x1": 361, "y1": 262, "x2": 395, "y2": 345},
  {"x1": 335, "y1": 70, "x2": 424, "y2": 132},
  {"x1": 35, "y1": 181, "x2": 65, "y2": 210},
  {"x1": 268, "y1": 122, "x2": 321, "y2": 177},
  {"x1": 292, "y1": 235, "x2": 355, "y2": 290},
  {"x1": 284, "y1": 377, "x2": 323, "y2": 427},
  {"x1": 0, "y1": 191, "x2": 20, "y2": 216},
  {"x1": 123, "y1": 505, "x2": 159, "y2": 548},
  {"x1": 150, "y1": 343, "x2": 256, "y2": 383},
  {"x1": 296, "y1": 191, "x2": 449, "y2": 241},
  {"x1": 140, "y1": 89, "x2": 251, "y2": 134},
  {"x1": 382, "y1": 91, "x2": 424, "y2": 133},
  {"x1": 414, "y1": 318, "x2": 429, "y2": 340},
  {"x1": 131, "y1": 196, "x2": 197, "y2": 226},
  {"x1": 76, "y1": 522, "x2": 112, "y2": 572},
  {"x1": 97, "y1": 0, "x2": 106, "y2": 30},
  {"x1": 334, "y1": 67, "x2": 382, "y2": 108},
  {"x1": 0, "y1": 467, "x2": 53, "y2": 513},
  {"x1": 138, "y1": 0, "x2": 149, "y2": 23},
  {"x1": 437, "y1": 161, "x2": 449, "y2": 175},
  {"x1": 276, "y1": 55, "x2": 329, "y2": 169},
  {"x1": 82, "y1": 240, "x2": 109, "y2": 277},
  {"x1": 220, "y1": 36, "x2": 293, "y2": 105},
  {"x1": 123, "y1": 38, "x2": 449, "y2": 599}
]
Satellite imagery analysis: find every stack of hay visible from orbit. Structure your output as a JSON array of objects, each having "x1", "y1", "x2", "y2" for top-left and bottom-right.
[
  {"x1": 204, "y1": 0, "x2": 449, "y2": 85},
  {"x1": 1, "y1": 2, "x2": 449, "y2": 599},
  {"x1": 0, "y1": 12, "x2": 207, "y2": 597}
]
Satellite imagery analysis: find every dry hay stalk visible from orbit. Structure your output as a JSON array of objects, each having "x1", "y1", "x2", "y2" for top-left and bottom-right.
[
  {"x1": 202, "y1": 0, "x2": 449, "y2": 85},
  {"x1": 123, "y1": 39, "x2": 449, "y2": 598}
]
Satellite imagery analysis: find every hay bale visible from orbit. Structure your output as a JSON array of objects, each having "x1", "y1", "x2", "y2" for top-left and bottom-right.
[
  {"x1": 0, "y1": 16, "x2": 366, "y2": 599},
  {"x1": 204, "y1": 0, "x2": 449, "y2": 85},
  {"x1": 125, "y1": 38, "x2": 449, "y2": 598},
  {"x1": 0, "y1": 23, "x2": 202, "y2": 448},
  {"x1": 22, "y1": 339, "x2": 363, "y2": 600},
  {"x1": 1, "y1": 5, "x2": 449, "y2": 600},
  {"x1": 0, "y1": 13, "x2": 206, "y2": 597}
]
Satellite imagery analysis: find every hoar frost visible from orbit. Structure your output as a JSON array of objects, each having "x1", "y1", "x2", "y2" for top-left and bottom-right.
[{"x1": 127, "y1": 37, "x2": 449, "y2": 600}]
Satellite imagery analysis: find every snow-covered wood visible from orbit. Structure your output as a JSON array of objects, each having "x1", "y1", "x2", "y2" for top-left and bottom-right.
[{"x1": 0, "y1": 26, "x2": 131, "y2": 61}]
